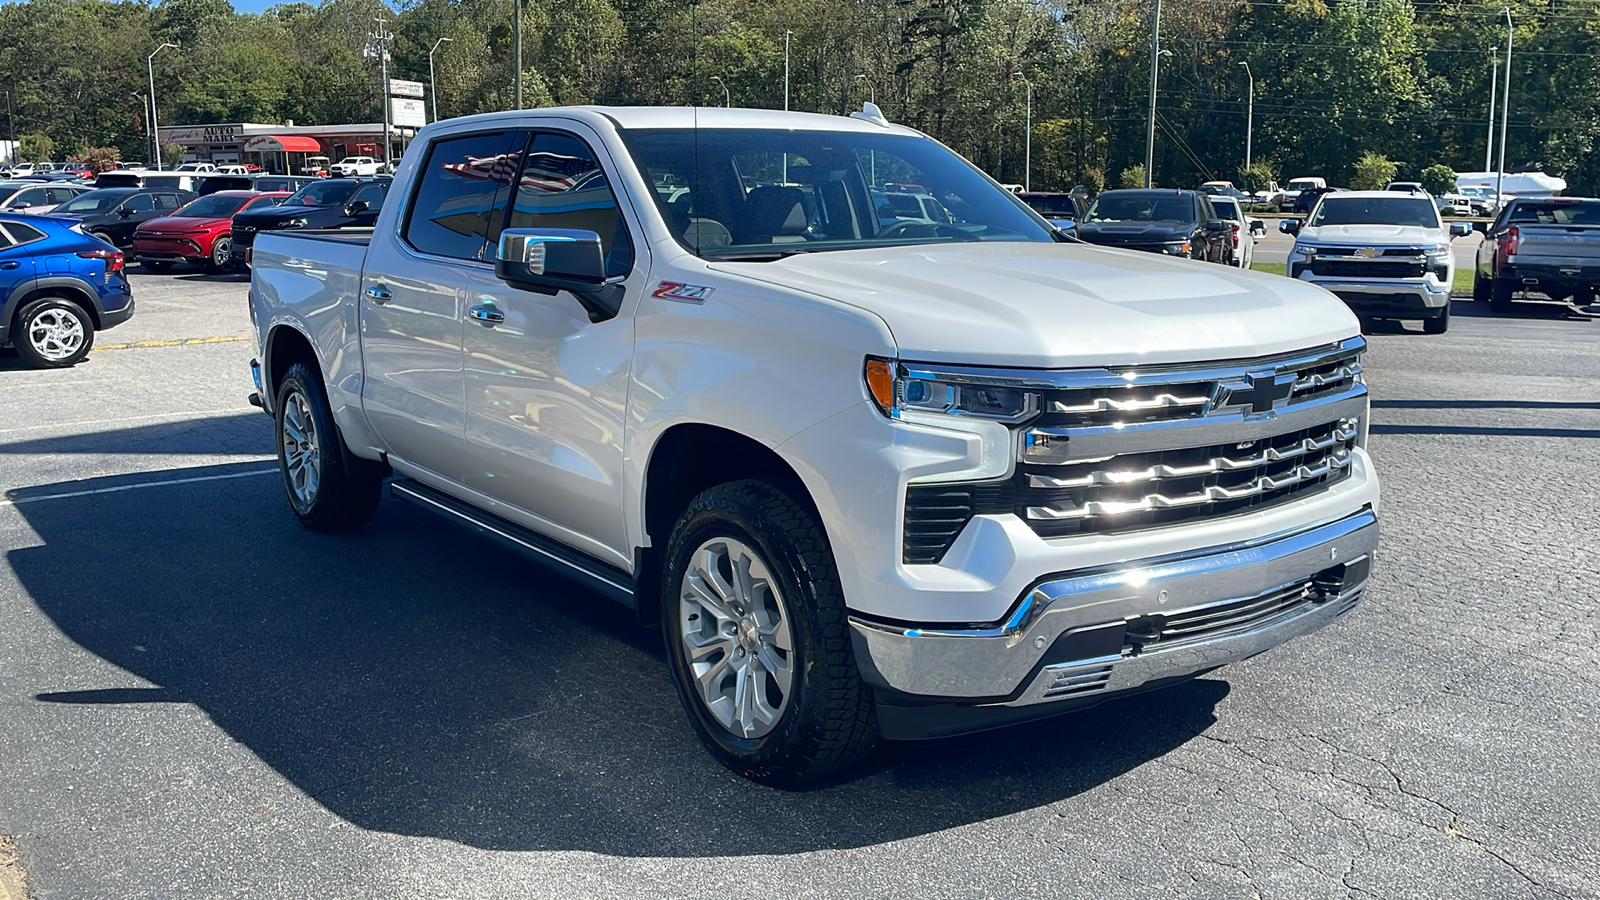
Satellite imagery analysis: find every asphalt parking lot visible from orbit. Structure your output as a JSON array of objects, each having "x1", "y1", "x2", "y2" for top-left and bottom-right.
[{"x1": 1, "y1": 266, "x2": 1597, "y2": 899}]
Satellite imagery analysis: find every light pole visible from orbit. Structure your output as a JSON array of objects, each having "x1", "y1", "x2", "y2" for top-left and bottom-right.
[
  {"x1": 1145, "y1": 0, "x2": 1167, "y2": 190},
  {"x1": 1485, "y1": 54, "x2": 1497, "y2": 172},
  {"x1": 1496, "y1": 7, "x2": 1512, "y2": 203},
  {"x1": 784, "y1": 30, "x2": 792, "y2": 110},
  {"x1": 1011, "y1": 73, "x2": 1032, "y2": 192},
  {"x1": 429, "y1": 37, "x2": 453, "y2": 122},
  {"x1": 1238, "y1": 61, "x2": 1253, "y2": 174},
  {"x1": 854, "y1": 74, "x2": 875, "y2": 105},
  {"x1": 365, "y1": 16, "x2": 393, "y2": 162},
  {"x1": 712, "y1": 76, "x2": 730, "y2": 108},
  {"x1": 147, "y1": 42, "x2": 177, "y2": 171}
]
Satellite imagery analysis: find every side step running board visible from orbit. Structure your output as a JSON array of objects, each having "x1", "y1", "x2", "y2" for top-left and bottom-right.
[{"x1": 389, "y1": 478, "x2": 636, "y2": 608}]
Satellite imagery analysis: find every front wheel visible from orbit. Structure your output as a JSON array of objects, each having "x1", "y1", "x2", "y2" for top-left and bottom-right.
[
  {"x1": 662, "y1": 480, "x2": 877, "y2": 785},
  {"x1": 1423, "y1": 303, "x2": 1450, "y2": 334},
  {"x1": 274, "y1": 362, "x2": 383, "y2": 532},
  {"x1": 209, "y1": 235, "x2": 231, "y2": 271}
]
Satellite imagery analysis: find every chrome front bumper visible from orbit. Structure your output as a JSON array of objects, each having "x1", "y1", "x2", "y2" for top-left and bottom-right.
[
  {"x1": 1301, "y1": 277, "x2": 1451, "y2": 307},
  {"x1": 849, "y1": 508, "x2": 1378, "y2": 705}
]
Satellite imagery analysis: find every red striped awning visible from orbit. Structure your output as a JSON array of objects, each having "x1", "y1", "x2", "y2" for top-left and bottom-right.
[{"x1": 242, "y1": 135, "x2": 324, "y2": 153}]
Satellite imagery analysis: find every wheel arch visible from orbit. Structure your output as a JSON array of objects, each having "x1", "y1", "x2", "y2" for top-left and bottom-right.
[
  {"x1": 12, "y1": 278, "x2": 103, "y2": 331},
  {"x1": 263, "y1": 322, "x2": 319, "y2": 408},
  {"x1": 635, "y1": 423, "x2": 817, "y2": 627}
]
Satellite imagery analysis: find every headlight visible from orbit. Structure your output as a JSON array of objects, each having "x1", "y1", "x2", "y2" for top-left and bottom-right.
[
  {"x1": 1162, "y1": 241, "x2": 1191, "y2": 256},
  {"x1": 1288, "y1": 244, "x2": 1315, "y2": 259},
  {"x1": 865, "y1": 359, "x2": 1037, "y2": 422},
  {"x1": 283, "y1": 218, "x2": 309, "y2": 229},
  {"x1": 1423, "y1": 243, "x2": 1450, "y2": 260},
  {"x1": 865, "y1": 358, "x2": 1035, "y2": 483}
]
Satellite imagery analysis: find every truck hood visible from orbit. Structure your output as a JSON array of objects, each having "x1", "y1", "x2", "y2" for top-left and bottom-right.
[
  {"x1": 714, "y1": 242, "x2": 1359, "y2": 368},
  {"x1": 1075, "y1": 222, "x2": 1194, "y2": 245},
  {"x1": 1299, "y1": 224, "x2": 1444, "y2": 246}
]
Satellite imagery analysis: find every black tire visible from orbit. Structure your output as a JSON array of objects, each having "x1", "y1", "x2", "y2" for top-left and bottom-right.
[
  {"x1": 661, "y1": 479, "x2": 877, "y2": 785},
  {"x1": 1422, "y1": 303, "x2": 1450, "y2": 334},
  {"x1": 209, "y1": 235, "x2": 231, "y2": 271},
  {"x1": 1472, "y1": 273, "x2": 1489, "y2": 303},
  {"x1": 142, "y1": 260, "x2": 173, "y2": 273},
  {"x1": 274, "y1": 362, "x2": 382, "y2": 532},
  {"x1": 12, "y1": 296, "x2": 93, "y2": 368},
  {"x1": 1490, "y1": 277, "x2": 1516, "y2": 312}
]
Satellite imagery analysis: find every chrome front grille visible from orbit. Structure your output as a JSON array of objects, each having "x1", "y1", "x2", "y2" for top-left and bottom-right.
[
  {"x1": 1019, "y1": 419, "x2": 1358, "y2": 536},
  {"x1": 897, "y1": 339, "x2": 1368, "y2": 559}
]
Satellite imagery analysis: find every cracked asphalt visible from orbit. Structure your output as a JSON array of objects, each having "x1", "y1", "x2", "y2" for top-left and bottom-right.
[{"x1": 0, "y1": 268, "x2": 1596, "y2": 899}]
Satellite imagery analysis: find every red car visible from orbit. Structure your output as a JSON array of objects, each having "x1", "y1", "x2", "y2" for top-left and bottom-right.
[{"x1": 132, "y1": 190, "x2": 290, "y2": 272}]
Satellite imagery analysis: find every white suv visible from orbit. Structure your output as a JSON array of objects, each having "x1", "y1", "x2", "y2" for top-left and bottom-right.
[
  {"x1": 329, "y1": 156, "x2": 380, "y2": 177},
  {"x1": 1283, "y1": 190, "x2": 1471, "y2": 333}
]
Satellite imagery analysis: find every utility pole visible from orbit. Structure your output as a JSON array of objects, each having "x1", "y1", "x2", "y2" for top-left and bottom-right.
[
  {"x1": 147, "y1": 42, "x2": 177, "y2": 171},
  {"x1": 1238, "y1": 61, "x2": 1253, "y2": 174},
  {"x1": 130, "y1": 93, "x2": 150, "y2": 164},
  {"x1": 1497, "y1": 7, "x2": 1511, "y2": 202},
  {"x1": 430, "y1": 37, "x2": 453, "y2": 122},
  {"x1": 365, "y1": 16, "x2": 393, "y2": 162},
  {"x1": 1144, "y1": 0, "x2": 1162, "y2": 188},
  {"x1": 5, "y1": 91, "x2": 14, "y2": 164},
  {"x1": 1485, "y1": 56, "x2": 1497, "y2": 172},
  {"x1": 784, "y1": 30, "x2": 792, "y2": 110},
  {"x1": 513, "y1": 0, "x2": 523, "y2": 109}
]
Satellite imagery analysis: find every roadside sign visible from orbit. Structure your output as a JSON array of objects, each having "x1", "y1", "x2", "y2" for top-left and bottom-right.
[
  {"x1": 391, "y1": 98, "x2": 427, "y2": 127},
  {"x1": 388, "y1": 79, "x2": 425, "y2": 99}
]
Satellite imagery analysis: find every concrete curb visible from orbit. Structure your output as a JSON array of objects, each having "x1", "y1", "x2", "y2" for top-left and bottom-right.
[{"x1": 0, "y1": 836, "x2": 30, "y2": 900}]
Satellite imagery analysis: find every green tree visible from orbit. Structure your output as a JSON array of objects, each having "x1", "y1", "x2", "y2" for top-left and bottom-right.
[
  {"x1": 160, "y1": 142, "x2": 187, "y2": 168},
  {"x1": 1237, "y1": 162, "x2": 1277, "y2": 194},
  {"x1": 1119, "y1": 164, "x2": 1146, "y2": 189},
  {"x1": 1351, "y1": 151, "x2": 1398, "y2": 190},
  {"x1": 18, "y1": 133, "x2": 53, "y2": 162},
  {"x1": 1419, "y1": 164, "x2": 1456, "y2": 196}
]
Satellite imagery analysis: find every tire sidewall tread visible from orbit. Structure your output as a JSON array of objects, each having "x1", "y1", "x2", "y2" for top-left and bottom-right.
[{"x1": 274, "y1": 362, "x2": 382, "y2": 532}]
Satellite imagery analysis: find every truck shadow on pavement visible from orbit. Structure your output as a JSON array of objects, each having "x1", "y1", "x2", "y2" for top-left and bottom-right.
[{"x1": 7, "y1": 456, "x2": 1227, "y2": 856}]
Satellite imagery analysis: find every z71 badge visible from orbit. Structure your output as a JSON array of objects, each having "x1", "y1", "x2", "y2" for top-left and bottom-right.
[{"x1": 652, "y1": 282, "x2": 715, "y2": 304}]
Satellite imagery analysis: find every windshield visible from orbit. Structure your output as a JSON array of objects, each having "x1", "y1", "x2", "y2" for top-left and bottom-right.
[
  {"x1": 1084, "y1": 191, "x2": 1196, "y2": 224},
  {"x1": 1022, "y1": 195, "x2": 1079, "y2": 217},
  {"x1": 618, "y1": 128, "x2": 1050, "y2": 258},
  {"x1": 1309, "y1": 196, "x2": 1441, "y2": 228},
  {"x1": 286, "y1": 181, "x2": 358, "y2": 208},
  {"x1": 1286, "y1": 180, "x2": 1321, "y2": 192},
  {"x1": 54, "y1": 190, "x2": 130, "y2": 215},
  {"x1": 173, "y1": 194, "x2": 250, "y2": 217}
]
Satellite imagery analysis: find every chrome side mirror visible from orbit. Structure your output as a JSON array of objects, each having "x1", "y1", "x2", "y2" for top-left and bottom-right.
[{"x1": 495, "y1": 228, "x2": 620, "y2": 322}]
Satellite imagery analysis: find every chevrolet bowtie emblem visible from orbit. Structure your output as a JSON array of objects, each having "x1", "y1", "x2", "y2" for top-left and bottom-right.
[
  {"x1": 1239, "y1": 369, "x2": 1297, "y2": 414},
  {"x1": 1357, "y1": 247, "x2": 1382, "y2": 258}
]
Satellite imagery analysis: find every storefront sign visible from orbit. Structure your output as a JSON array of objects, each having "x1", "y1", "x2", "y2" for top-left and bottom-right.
[
  {"x1": 162, "y1": 124, "x2": 242, "y2": 145},
  {"x1": 391, "y1": 98, "x2": 427, "y2": 128},
  {"x1": 388, "y1": 79, "x2": 425, "y2": 99}
]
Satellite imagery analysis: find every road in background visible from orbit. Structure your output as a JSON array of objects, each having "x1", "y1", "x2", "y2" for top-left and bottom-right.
[{"x1": 2, "y1": 269, "x2": 1597, "y2": 899}]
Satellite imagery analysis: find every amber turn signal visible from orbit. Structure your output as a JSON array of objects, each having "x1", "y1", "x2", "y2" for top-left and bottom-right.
[{"x1": 864, "y1": 357, "x2": 895, "y2": 416}]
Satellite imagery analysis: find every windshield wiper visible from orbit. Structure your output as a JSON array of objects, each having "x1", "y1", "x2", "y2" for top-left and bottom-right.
[{"x1": 702, "y1": 248, "x2": 811, "y2": 262}]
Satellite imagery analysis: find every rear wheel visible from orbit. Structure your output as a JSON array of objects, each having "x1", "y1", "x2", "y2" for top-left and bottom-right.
[
  {"x1": 274, "y1": 362, "x2": 383, "y2": 532},
  {"x1": 12, "y1": 296, "x2": 93, "y2": 368},
  {"x1": 1490, "y1": 277, "x2": 1516, "y2": 312},
  {"x1": 662, "y1": 479, "x2": 877, "y2": 785},
  {"x1": 1472, "y1": 273, "x2": 1490, "y2": 303},
  {"x1": 1422, "y1": 303, "x2": 1450, "y2": 334}
]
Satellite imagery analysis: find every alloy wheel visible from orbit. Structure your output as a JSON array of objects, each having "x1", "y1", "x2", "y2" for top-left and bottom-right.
[
  {"x1": 678, "y1": 536, "x2": 795, "y2": 739},
  {"x1": 27, "y1": 308, "x2": 85, "y2": 362},
  {"x1": 280, "y1": 389, "x2": 321, "y2": 508}
]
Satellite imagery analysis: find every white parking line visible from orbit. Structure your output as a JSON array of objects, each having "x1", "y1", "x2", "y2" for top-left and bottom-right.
[
  {"x1": 1, "y1": 468, "x2": 278, "y2": 507},
  {"x1": 0, "y1": 408, "x2": 258, "y2": 436}
]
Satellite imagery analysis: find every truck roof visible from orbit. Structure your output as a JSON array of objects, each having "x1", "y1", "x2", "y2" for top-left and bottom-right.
[{"x1": 425, "y1": 105, "x2": 925, "y2": 137}]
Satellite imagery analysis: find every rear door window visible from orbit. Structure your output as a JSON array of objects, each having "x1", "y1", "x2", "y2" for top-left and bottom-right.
[
  {"x1": 402, "y1": 130, "x2": 520, "y2": 261},
  {"x1": 0, "y1": 221, "x2": 44, "y2": 246}
]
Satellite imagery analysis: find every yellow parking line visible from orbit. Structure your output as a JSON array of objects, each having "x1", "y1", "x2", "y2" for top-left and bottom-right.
[{"x1": 94, "y1": 335, "x2": 251, "y2": 351}]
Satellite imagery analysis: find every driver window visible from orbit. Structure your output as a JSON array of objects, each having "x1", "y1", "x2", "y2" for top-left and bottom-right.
[
  {"x1": 121, "y1": 194, "x2": 154, "y2": 214},
  {"x1": 506, "y1": 132, "x2": 635, "y2": 278}
]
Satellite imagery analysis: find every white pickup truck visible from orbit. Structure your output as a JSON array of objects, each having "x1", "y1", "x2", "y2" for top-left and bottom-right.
[{"x1": 248, "y1": 105, "x2": 1380, "y2": 784}]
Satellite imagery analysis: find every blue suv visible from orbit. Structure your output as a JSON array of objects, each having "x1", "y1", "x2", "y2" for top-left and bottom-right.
[{"x1": 0, "y1": 213, "x2": 133, "y2": 368}]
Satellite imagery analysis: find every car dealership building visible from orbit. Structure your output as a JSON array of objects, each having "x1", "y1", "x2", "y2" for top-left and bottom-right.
[{"x1": 155, "y1": 122, "x2": 420, "y2": 174}]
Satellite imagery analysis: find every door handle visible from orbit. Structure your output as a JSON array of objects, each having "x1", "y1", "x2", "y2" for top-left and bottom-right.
[
  {"x1": 0, "y1": 261, "x2": 18, "y2": 270},
  {"x1": 365, "y1": 286, "x2": 391, "y2": 305},
  {"x1": 468, "y1": 305, "x2": 505, "y2": 324}
]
